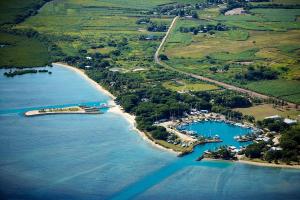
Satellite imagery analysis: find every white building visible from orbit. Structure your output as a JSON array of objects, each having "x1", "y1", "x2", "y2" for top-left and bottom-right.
[
  {"x1": 270, "y1": 147, "x2": 283, "y2": 151},
  {"x1": 200, "y1": 110, "x2": 209, "y2": 113},
  {"x1": 284, "y1": 118, "x2": 297, "y2": 125},
  {"x1": 264, "y1": 115, "x2": 281, "y2": 120}
]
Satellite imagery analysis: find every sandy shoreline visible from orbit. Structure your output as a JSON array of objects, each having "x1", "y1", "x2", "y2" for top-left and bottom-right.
[
  {"x1": 204, "y1": 158, "x2": 300, "y2": 169},
  {"x1": 53, "y1": 62, "x2": 116, "y2": 99},
  {"x1": 53, "y1": 62, "x2": 177, "y2": 155}
]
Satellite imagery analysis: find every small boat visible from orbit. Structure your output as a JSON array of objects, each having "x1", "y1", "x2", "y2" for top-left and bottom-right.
[
  {"x1": 234, "y1": 136, "x2": 240, "y2": 140},
  {"x1": 99, "y1": 103, "x2": 109, "y2": 108},
  {"x1": 204, "y1": 150, "x2": 211, "y2": 154}
]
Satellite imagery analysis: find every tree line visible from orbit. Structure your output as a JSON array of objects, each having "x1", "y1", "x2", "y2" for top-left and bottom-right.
[
  {"x1": 235, "y1": 66, "x2": 279, "y2": 81},
  {"x1": 179, "y1": 23, "x2": 229, "y2": 35}
]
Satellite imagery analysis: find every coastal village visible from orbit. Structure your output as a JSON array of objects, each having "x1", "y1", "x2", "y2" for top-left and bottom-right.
[
  {"x1": 155, "y1": 107, "x2": 298, "y2": 162},
  {"x1": 20, "y1": 62, "x2": 299, "y2": 167}
]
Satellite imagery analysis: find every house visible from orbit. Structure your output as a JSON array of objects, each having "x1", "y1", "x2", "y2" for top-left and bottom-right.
[
  {"x1": 86, "y1": 56, "x2": 92, "y2": 60},
  {"x1": 264, "y1": 115, "x2": 281, "y2": 120},
  {"x1": 145, "y1": 35, "x2": 154, "y2": 40},
  {"x1": 262, "y1": 137, "x2": 270, "y2": 142},
  {"x1": 284, "y1": 118, "x2": 297, "y2": 125},
  {"x1": 141, "y1": 98, "x2": 149, "y2": 102},
  {"x1": 84, "y1": 65, "x2": 91, "y2": 69},
  {"x1": 270, "y1": 147, "x2": 283, "y2": 151},
  {"x1": 232, "y1": 149, "x2": 240, "y2": 153},
  {"x1": 228, "y1": 146, "x2": 236, "y2": 151},
  {"x1": 256, "y1": 136, "x2": 270, "y2": 142},
  {"x1": 200, "y1": 110, "x2": 209, "y2": 113}
]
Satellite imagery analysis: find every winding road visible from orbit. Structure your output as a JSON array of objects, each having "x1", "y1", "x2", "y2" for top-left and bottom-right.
[{"x1": 154, "y1": 16, "x2": 297, "y2": 107}]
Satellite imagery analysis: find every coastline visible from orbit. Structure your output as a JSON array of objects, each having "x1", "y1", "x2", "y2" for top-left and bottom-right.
[
  {"x1": 53, "y1": 62, "x2": 178, "y2": 155},
  {"x1": 237, "y1": 159, "x2": 300, "y2": 169},
  {"x1": 203, "y1": 158, "x2": 300, "y2": 169},
  {"x1": 53, "y1": 62, "x2": 115, "y2": 99},
  {"x1": 52, "y1": 62, "x2": 299, "y2": 166}
]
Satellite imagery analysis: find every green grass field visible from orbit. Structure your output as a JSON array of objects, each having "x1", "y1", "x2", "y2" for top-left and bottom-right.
[
  {"x1": 220, "y1": 30, "x2": 249, "y2": 41},
  {"x1": 234, "y1": 104, "x2": 300, "y2": 121},
  {"x1": 245, "y1": 80, "x2": 300, "y2": 103},
  {"x1": 163, "y1": 80, "x2": 219, "y2": 92}
]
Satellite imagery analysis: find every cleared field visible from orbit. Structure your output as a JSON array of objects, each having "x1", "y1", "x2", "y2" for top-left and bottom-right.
[
  {"x1": 198, "y1": 7, "x2": 220, "y2": 20},
  {"x1": 234, "y1": 104, "x2": 300, "y2": 121},
  {"x1": 217, "y1": 9, "x2": 300, "y2": 23},
  {"x1": 166, "y1": 29, "x2": 300, "y2": 60},
  {"x1": 221, "y1": 30, "x2": 249, "y2": 41},
  {"x1": 0, "y1": 32, "x2": 49, "y2": 67},
  {"x1": 163, "y1": 80, "x2": 219, "y2": 92}
]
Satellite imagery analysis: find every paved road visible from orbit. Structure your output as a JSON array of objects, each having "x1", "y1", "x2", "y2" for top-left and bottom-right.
[{"x1": 154, "y1": 17, "x2": 297, "y2": 107}]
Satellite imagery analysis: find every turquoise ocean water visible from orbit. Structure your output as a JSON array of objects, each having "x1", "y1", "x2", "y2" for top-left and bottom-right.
[{"x1": 0, "y1": 66, "x2": 299, "y2": 200}]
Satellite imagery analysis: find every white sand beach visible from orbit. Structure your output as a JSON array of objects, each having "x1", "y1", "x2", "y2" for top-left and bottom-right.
[
  {"x1": 53, "y1": 62, "x2": 115, "y2": 99},
  {"x1": 53, "y1": 62, "x2": 177, "y2": 155}
]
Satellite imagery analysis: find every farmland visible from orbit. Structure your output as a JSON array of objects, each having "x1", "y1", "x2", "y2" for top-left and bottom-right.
[
  {"x1": 163, "y1": 4, "x2": 300, "y2": 104},
  {"x1": 0, "y1": 0, "x2": 215, "y2": 89},
  {"x1": 0, "y1": 0, "x2": 299, "y2": 106},
  {"x1": 13, "y1": 0, "x2": 175, "y2": 69},
  {"x1": 0, "y1": 0, "x2": 299, "y2": 104}
]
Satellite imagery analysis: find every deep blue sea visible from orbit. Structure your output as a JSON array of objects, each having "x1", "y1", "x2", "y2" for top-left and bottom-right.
[{"x1": 0, "y1": 66, "x2": 299, "y2": 200}]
